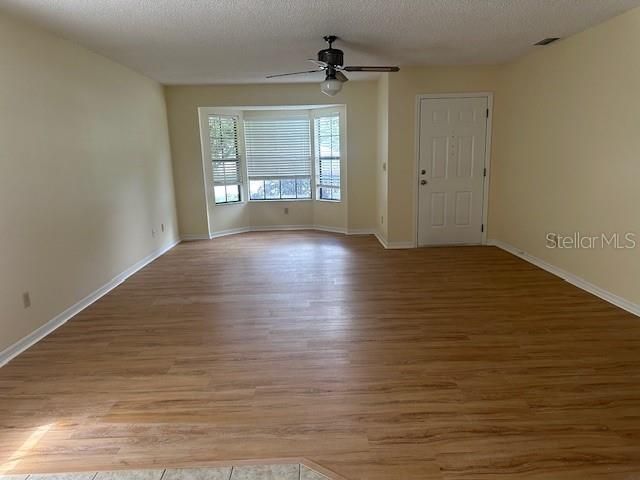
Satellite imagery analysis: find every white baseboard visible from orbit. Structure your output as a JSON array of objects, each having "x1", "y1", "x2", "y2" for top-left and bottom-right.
[
  {"x1": 184, "y1": 226, "x2": 416, "y2": 250},
  {"x1": 0, "y1": 238, "x2": 181, "y2": 368},
  {"x1": 209, "y1": 227, "x2": 250, "y2": 239},
  {"x1": 184, "y1": 226, "x2": 348, "y2": 240},
  {"x1": 249, "y1": 224, "x2": 347, "y2": 234},
  {"x1": 387, "y1": 241, "x2": 417, "y2": 249},
  {"x1": 375, "y1": 232, "x2": 388, "y2": 248},
  {"x1": 374, "y1": 232, "x2": 416, "y2": 249},
  {"x1": 313, "y1": 225, "x2": 347, "y2": 234},
  {"x1": 488, "y1": 239, "x2": 640, "y2": 317},
  {"x1": 205, "y1": 225, "x2": 352, "y2": 238},
  {"x1": 347, "y1": 228, "x2": 377, "y2": 236},
  {"x1": 181, "y1": 233, "x2": 212, "y2": 241}
]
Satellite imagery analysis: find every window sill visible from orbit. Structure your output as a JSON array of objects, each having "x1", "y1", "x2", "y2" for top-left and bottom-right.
[
  {"x1": 214, "y1": 199, "x2": 341, "y2": 205},
  {"x1": 213, "y1": 200, "x2": 245, "y2": 207},
  {"x1": 248, "y1": 198, "x2": 313, "y2": 203}
]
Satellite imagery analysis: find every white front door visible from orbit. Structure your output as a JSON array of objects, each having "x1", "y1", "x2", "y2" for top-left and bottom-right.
[{"x1": 418, "y1": 96, "x2": 488, "y2": 246}]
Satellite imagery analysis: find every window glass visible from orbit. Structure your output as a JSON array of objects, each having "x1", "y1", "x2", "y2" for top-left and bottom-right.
[
  {"x1": 315, "y1": 114, "x2": 341, "y2": 201},
  {"x1": 244, "y1": 115, "x2": 313, "y2": 201},
  {"x1": 209, "y1": 115, "x2": 241, "y2": 204}
]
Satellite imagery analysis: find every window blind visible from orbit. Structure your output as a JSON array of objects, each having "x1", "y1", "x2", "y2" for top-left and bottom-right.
[
  {"x1": 315, "y1": 114, "x2": 341, "y2": 200},
  {"x1": 209, "y1": 115, "x2": 241, "y2": 186},
  {"x1": 244, "y1": 114, "x2": 312, "y2": 179}
]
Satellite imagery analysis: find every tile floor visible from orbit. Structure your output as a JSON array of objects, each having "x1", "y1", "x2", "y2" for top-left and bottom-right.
[{"x1": 0, "y1": 465, "x2": 331, "y2": 480}]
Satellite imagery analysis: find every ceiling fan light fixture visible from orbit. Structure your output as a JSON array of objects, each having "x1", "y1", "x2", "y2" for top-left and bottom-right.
[
  {"x1": 266, "y1": 35, "x2": 399, "y2": 92},
  {"x1": 320, "y1": 77, "x2": 342, "y2": 96}
]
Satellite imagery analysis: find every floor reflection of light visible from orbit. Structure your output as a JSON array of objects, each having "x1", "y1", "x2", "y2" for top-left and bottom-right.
[{"x1": 0, "y1": 423, "x2": 53, "y2": 474}]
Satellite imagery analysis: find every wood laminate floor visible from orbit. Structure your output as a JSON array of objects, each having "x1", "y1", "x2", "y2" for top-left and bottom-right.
[{"x1": 1, "y1": 232, "x2": 639, "y2": 479}]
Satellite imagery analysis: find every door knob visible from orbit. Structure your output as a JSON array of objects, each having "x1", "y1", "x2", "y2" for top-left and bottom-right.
[{"x1": 420, "y1": 179, "x2": 427, "y2": 185}]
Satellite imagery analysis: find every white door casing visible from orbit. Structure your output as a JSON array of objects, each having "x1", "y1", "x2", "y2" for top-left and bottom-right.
[{"x1": 417, "y1": 96, "x2": 489, "y2": 246}]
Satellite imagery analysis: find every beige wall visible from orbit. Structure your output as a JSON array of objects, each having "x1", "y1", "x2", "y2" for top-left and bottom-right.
[
  {"x1": 164, "y1": 82, "x2": 378, "y2": 236},
  {"x1": 490, "y1": 7, "x2": 640, "y2": 304},
  {"x1": 386, "y1": 66, "x2": 501, "y2": 244},
  {"x1": 0, "y1": 14, "x2": 178, "y2": 352}
]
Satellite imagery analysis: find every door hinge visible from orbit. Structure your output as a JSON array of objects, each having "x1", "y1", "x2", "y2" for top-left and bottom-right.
[
  {"x1": 483, "y1": 167, "x2": 487, "y2": 177},
  {"x1": 481, "y1": 224, "x2": 484, "y2": 233},
  {"x1": 486, "y1": 108, "x2": 489, "y2": 118}
]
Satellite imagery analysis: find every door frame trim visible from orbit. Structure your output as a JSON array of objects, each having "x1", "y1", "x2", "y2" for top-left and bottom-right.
[{"x1": 414, "y1": 92, "x2": 494, "y2": 247}]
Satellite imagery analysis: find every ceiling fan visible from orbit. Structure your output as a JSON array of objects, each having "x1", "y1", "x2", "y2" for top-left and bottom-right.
[{"x1": 267, "y1": 35, "x2": 400, "y2": 96}]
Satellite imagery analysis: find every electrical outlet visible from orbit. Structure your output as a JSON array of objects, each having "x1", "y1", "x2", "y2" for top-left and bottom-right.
[
  {"x1": 381, "y1": 215, "x2": 384, "y2": 225},
  {"x1": 152, "y1": 228, "x2": 156, "y2": 237},
  {"x1": 284, "y1": 207, "x2": 289, "y2": 215},
  {"x1": 161, "y1": 223, "x2": 165, "y2": 233},
  {"x1": 22, "y1": 292, "x2": 31, "y2": 309},
  {"x1": 382, "y1": 162, "x2": 387, "y2": 172}
]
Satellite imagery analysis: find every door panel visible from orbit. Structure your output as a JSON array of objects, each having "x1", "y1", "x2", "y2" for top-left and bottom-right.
[
  {"x1": 431, "y1": 137, "x2": 447, "y2": 178},
  {"x1": 455, "y1": 191, "x2": 472, "y2": 226},
  {"x1": 418, "y1": 97, "x2": 488, "y2": 246},
  {"x1": 456, "y1": 136, "x2": 474, "y2": 178},
  {"x1": 430, "y1": 192, "x2": 446, "y2": 227}
]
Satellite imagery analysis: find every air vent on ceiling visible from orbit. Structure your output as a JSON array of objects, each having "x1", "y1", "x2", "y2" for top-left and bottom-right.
[{"x1": 535, "y1": 37, "x2": 560, "y2": 46}]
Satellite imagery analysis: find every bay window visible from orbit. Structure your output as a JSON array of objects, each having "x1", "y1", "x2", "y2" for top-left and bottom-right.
[{"x1": 201, "y1": 106, "x2": 344, "y2": 206}]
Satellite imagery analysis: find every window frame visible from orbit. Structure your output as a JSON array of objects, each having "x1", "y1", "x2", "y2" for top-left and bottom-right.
[
  {"x1": 211, "y1": 113, "x2": 243, "y2": 205},
  {"x1": 214, "y1": 183, "x2": 242, "y2": 204},
  {"x1": 199, "y1": 106, "x2": 347, "y2": 213},
  {"x1": 248, "y1": 177, "x2": 313, "y2": 202},
  {"x1": 199, "y1": 108, "x2": 247, "y2": 209},
  {"x1": 243, "y1": 110, "x2": 314, "y2": 202},
  {"x1": 312, "y1": 106, "x2": 346, "y2": 203}
]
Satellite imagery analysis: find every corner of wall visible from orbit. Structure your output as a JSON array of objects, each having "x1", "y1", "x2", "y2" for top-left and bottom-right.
[{"x1": 376, "y1": 74, "x2": 390, "y2": 242}]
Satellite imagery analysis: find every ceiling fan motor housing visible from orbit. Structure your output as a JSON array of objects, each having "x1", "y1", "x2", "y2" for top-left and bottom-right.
[{"x1": 318, "y1": 47, "x2": 344, "y2": 67}]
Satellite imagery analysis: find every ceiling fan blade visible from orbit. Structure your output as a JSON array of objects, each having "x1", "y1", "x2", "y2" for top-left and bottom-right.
[
  {"x1": 266, "y1": 69, "x2": 324, "y2": 79},
  {"x1": 342, "y1": 66, "x2": 400, "y2": 72},
  {"x1": 335, "y1": 70, "x2": 349, "y2": 83},
  {"x1": 307, "y1": 59, "x2": 329, "y2": 68}
]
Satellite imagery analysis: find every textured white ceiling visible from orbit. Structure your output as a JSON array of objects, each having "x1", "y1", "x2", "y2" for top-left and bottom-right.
[{"x1": 2, "y1": 0, "x2": 639, "y2": 84}]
